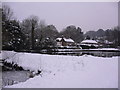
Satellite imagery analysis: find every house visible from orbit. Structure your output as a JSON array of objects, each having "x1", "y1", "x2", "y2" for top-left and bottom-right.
[
  {"x1": 104, "y1": 40, "x2": 114, "y2": 48},
  {"x1": 96, "y1": 39, "x2": 114, "y2": 48},
  {"x1": 56, "y1": 37, "x2": 75, "y2": 47},
  {"x1": 80, "y1": 39, "x2": 99, "y2": 49}
]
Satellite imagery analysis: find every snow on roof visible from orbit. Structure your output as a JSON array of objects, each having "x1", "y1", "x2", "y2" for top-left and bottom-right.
[
  {"x1": 81, "y1": 40, "x2": 98, "y2": 44},
  {"x1": 56, "y1": 38, "x2": 62, "y2": 41},
  {"x1": 64, "y1": 38, "x2": 74, "y2": 43},
  {"x1": 56, "y1": 38, "x2": 74, "y2": 43}
]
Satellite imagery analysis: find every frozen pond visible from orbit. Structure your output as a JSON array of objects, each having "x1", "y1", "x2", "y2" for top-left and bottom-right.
[{"x1": 2, "y1": 71, "x2": 30, "y2": 87}]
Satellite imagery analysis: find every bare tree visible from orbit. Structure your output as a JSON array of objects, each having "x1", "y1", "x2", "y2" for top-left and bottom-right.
[
  {"x1": 60, "y1": 25, "x2": 84, "y2": 43},
  {"x1": 29, "y1": 16, "x2": 39, "y2": 50},
  {"x1": 39, "y1": 20, "x2": 46, "y2": 29},
  {"x1": 2, "y1": 5, "x2": 14, "y2": 21},
  {"x1": 21, "y1": 15, "x2": 39, "y2": 50}
]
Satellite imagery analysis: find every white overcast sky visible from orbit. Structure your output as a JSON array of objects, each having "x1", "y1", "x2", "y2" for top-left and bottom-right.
[{"x1": 3, "y1": 2, "x2": 118, "y2": 32}]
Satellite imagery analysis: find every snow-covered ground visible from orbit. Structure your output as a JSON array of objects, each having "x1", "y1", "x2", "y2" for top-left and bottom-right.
[
  {"x1": 2, "y1": 51, "x2": 118, "y2": 88},
  {"x1": 89, "y1": 48, "x2": 120, "y2": 51}
]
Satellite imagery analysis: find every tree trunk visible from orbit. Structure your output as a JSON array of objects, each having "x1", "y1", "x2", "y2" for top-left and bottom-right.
[{"x1": 31, "y1": 23, "x2": 34, "y2": 50}]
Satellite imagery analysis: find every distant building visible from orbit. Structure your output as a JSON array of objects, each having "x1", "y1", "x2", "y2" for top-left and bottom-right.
[
  {"x1": 56, "y1": 37, "x2": 75, "y2": 47},
  {"x1": 80, "y1": 40, "x2": 99, "y2": 49},
  {"x1": 104, "y1": 40, "x2": 114, "y2": 48}
]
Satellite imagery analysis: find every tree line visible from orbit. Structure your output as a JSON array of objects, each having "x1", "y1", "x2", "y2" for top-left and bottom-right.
[
  {"x1": 85, "y1": 28, "x2": 120, "y2": 47},
  {"x1": 2, "y1": 5, "x2": 120, "y2": 51},
  {"x1": 2, "y1": 5, "x2": 84, "y2": 51}
]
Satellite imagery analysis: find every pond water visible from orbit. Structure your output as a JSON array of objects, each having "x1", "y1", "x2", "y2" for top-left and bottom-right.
[{"x1": 2, "y1": 71, "x2": 30, "y2": 87}]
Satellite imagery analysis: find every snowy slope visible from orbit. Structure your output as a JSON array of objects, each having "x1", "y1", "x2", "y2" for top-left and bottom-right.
[{"x1": 2, "y1": 51, "x2": 118, "y2": 88}]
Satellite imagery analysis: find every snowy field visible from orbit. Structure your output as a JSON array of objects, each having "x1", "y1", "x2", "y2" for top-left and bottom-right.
[{"x1": 2, "y1": 51, "x2": 118, "y2": 88}]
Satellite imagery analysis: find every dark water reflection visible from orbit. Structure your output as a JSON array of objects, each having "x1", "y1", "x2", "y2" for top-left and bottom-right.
[{"x1": 2, "y1": 71, "x2": 30, "y2": 87}]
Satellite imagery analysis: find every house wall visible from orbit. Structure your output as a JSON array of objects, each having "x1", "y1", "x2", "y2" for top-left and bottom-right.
[
  {"x1": 62, "y1": 41, "x2": 67, "y2": 46},
  {"x1": 57, "y1": 42, "x2": 62, "y2": 46}
]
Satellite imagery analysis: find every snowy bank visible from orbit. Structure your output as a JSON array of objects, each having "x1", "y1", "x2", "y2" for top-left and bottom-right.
[
  {"x1": 2, "y1": 51, "x2": 118, "y2": 88},
  {"x1": 91, "y1": 48, "x2": 119, "y2": 50}
]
